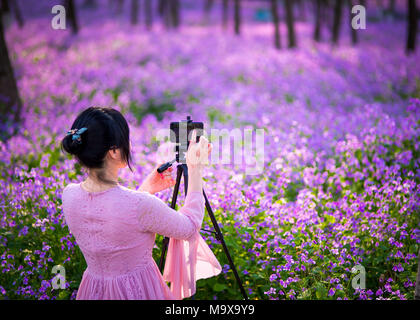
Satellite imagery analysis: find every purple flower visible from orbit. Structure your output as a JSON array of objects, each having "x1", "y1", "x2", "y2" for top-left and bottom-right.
[
  {"x1": 222, "y1": 264, "x2": 230, "y2": 274},
  {"x1": 392, "y1": 264, "x2": 404, "y2": 272}
]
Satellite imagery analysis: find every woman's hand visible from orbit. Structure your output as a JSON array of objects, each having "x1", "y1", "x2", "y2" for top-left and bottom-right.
[
  {"x1": 139, "y1": 165, "x2": 176, "y2": 194},
  {"x1": 186, "y1": 130, "x2": 212, "y2": 173},
  {"x1": 185, "y1": 130, "x2": 212, "y2": 193},
  {"x1": 139, "y1": 131, "x2": 211, "y2": 194}
]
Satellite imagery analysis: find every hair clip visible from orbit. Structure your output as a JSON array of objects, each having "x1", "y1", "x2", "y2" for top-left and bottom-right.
[{"x1": 66, "y1": 127, "x2": 87, "y2": 144}]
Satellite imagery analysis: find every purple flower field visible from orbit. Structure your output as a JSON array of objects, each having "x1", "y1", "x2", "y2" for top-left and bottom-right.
[{"x1": 0, "y1": 1, "x2": 419, "y2": 300}]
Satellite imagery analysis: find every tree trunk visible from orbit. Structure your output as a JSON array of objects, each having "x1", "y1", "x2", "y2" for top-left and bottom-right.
[
  {"x1": 130, "y1": 0, "x2": 138, "y2": 25},
  {"x1": 349, "y1": 0, "x2": 358, "y2": 45},
  {"x1": 116, "y1": 0, "x2": 124, "y2": 15},
  {"x1": 1, "y1": 0, "x2": 10, "y2": 13},
  {"x1": 158, "y1": 0, "x2": 164, "y2": 16},
  {"x1": 83, "y1": 0, "x2": 96, "y2": 8},
  {"x1": 204, "y1": 0, "x2": 214, "y2": 14},
  {"x1": 0, "y1": 10, "x2": 21, "y2": 126},
  {"x1": 325, "y1": 0, "x2": 333, "y2": 30},
  {"x1": 284, "y1": 0, "x2": 296, "y2": 48},
  {"x1": 314, "y1": 0, "x2": 322, "y2": 42},
  {"x1": 170, "y1": 0, "x2": 180, "y2": 28},
  {"x1": 389, "y1": 0, "x2": 396, "y2": 12},
  {"x1": 222, "y1": 0, "x2": 228, "y2": 29},
  {"x1": 160, "y1": 0, "x2": 170, "y2": 28},
  {"x1": 65, "y1": 0, "x2": 78, "y2": 34},
  {"x1": 234, "y1": 0, "x2": 240, "y2": 35},
  {"x1": 296, "y1": 0, "x2": 306, "y2": 21},
  {"x1": 10, "y1": 0, "x2": 24, "y2": 28},
  {"x1": 406, "y1": 0, "x2": 417, "y2": 53},
  {"x1": 332, "y1": 0, "x2": 342, "y2": 45},
  {"x1": 145, "y1": 0, "x2": 153, "y2": 29},
  {"x1": 203, "y1": 0, "x2": 213, "y2": 24},
  {"x1": 270, "y1": 0, "x2": 281, "y2": 49}
]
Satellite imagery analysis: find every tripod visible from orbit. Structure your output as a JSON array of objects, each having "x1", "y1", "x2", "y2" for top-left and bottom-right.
[{"x1": 158, "y1": 162, "x2": 248, "y2": 300}]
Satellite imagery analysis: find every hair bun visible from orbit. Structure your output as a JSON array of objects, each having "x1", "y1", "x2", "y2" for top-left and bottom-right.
[
  {"x1": 60, "y1": 107, "x2": 133, "y2": 172},
  {"x1": 61, "y1": 133, "x2": 83, "y2": 155}
]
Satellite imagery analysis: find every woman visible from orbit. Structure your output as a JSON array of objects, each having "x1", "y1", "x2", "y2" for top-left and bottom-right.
[{"x1": 61, "y1": 107, "x2": 221, "y2": 300}]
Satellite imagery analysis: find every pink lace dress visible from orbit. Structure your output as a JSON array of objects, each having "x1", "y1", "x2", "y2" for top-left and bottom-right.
[{"x1": 61, "y1": 183, "x2": 221, "y2": 300}]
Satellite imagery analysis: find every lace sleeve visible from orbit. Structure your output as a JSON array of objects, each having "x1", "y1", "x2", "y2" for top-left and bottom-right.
[{"x1": 137, "y1": 191, "x2": 204, "y2": 240}]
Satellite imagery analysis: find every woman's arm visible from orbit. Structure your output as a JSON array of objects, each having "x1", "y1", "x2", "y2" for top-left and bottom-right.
[
  {"x1": 137, "y1": 190, "x2": 204, "y2": 240},
  {"x1": 137, "y1": 132, "x2": 210, "y2": 239}
]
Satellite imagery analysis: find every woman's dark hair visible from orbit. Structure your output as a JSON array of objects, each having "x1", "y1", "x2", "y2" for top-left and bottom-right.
[{"x1": 61, "y1": 107, "x2": 133, "y2": 184}]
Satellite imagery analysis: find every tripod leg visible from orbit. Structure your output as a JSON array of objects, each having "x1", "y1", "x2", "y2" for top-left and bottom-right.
[
  {"x1": 182, "y1": 163, "x2": 188, "y2": 194},
  {"x1": 158, "y1": 164, "x2": 183, "y2": 272},
  {"x1": 203, "y1": 190, "x2": 249, "y2": 300}
]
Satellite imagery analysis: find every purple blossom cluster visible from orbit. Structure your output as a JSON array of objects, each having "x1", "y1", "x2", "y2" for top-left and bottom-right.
[{"x1": 0, "y1": 1, "x2": 419, "y2": 300}]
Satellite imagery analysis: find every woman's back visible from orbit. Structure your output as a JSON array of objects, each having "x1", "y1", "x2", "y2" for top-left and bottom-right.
[
  {"x1": 62, "y1": 182, "x2": 208, "y2": 299},
  {"x1": 62, "y1": 183, "x2": 156, "y2": 278}
]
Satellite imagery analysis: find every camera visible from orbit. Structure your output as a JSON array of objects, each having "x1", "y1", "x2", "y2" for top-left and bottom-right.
[
  {"x1": 170, "y1": 116, "x2": 204, "y2": 163},
  {"x1": 157, "y1": 116, "x2": 204, "y2": 173}
]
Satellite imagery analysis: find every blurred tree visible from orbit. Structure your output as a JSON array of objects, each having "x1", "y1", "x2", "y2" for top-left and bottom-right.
[
  {"x1": 313, "y1": 0, "x2": 324, "y2": 42},
  {"x1": 0, "y1": 6, "x2": 21, "y2": 126},
  {"x1": 284, "y1": 0, "x2": 296, "y2": 48},
  {"x1": 204, "y1": 0, "x2": 214, "y2": 14},
  {"x1": 117, "y1": 0, "x2": 124, "y2": 15},
  {"x1": 64, "y1": 0, "x2": 78, "y2": 34},
  {"x1": 145, "y1": 0, "x2": 153, "y2": 29},
  {"x1": 10, "y1": 0, "x2": 23, "y2": 28},
  {"x1": 83, "y1": 0, "x2": 97, "y2": 8},
  {"x1": 406, "y1": 0, "x2": 417, "y2": 53},
  {"x1": 222, "y1": 0, "x2": 228, "y2": 29},
  {"x1": 0, "y1": 0, "x2": 9, "y2": 14},
  {"x1": 160, "y1": 0, "x2": 170, "y2": 28},
  {"x1": 295, "y1": 0, "x2": 306, "y2": 21},
  {"x1": 325, "y1": 0, "x2": 334, "y2": 30},
  {"x1": 159, "y1": 0, "x2": 180, "y2": 29},
  {"x1": 389, "y1": 0, "x2": 396, "y2": 13},
  {"x1": 170, "y1": 0, "x2": 180, "y2": 28},
  {"x1": 270, "y1": 0, "x2": 280, "y2": 49},
  {"x1": 348, "y1": 0, "x2": 358, "y2": 45},
  {"x1": 158, "y1": 0, "x2": 164, "y2": 16},
  {"x1": 234, "y1": 0, "x2": 240, "y2": 35},
  {"x1": 1, "y1": 0, "x2": 24, "y2": 28},
  {"x1": 131, "y1": 0, "x2": 139, "y2": 25},
  {"x1": 203, "y1": 0, "x2": 214, "y2": 25},
  {"x1": 332, "y1": 0, "x2": 342, "y2": 45}
]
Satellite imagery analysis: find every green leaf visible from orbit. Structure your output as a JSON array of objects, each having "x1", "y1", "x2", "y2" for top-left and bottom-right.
[
  {"x1": 315, "y1": 283, "x2": 327, "y2": 299},
  {"x1": 213, "y1": 283, "x2": 227, "y2": 292},
  {"x1": 58, "y1": 290, "x2": 70, "y2": 300}
]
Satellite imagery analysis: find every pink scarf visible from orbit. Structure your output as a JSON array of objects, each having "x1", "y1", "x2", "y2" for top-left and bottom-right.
[{"x1": 163, "y1": 232, "x2": 222, "y2": 299}]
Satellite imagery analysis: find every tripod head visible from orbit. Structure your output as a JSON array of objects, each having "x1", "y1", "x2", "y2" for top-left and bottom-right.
[
  {"x1": 170, "y1": 116, "x2": 203, "y2": 163},
  {"x1": 157, "y1": 116, "x2": 203, "y2": 173}
]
